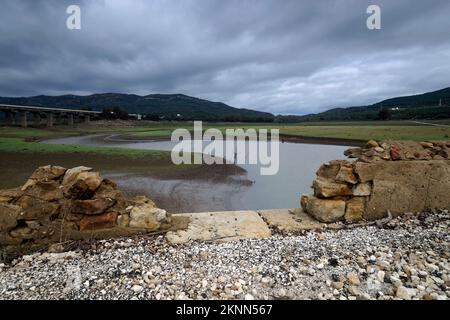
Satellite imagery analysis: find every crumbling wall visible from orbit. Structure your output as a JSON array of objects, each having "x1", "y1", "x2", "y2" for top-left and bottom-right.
[
  {"x1": 0, "y1": 165, "x2": 172, "y2": 245},
  {"x1": 301, "y1": 140, "x2": 450, "y2": 223}
]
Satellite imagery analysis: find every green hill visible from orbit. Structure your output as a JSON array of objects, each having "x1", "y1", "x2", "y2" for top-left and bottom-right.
[
  {"x1": 0, "y1": 93, "x2": 274, "y2": 122},
  {"x1": 294, "y1": 86, "x2": 450, "y2": 122}
]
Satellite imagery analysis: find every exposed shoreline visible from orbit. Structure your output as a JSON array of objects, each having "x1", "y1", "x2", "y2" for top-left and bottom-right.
[{"x1": 101, "y1": 132, "x2": 365, "y2": 147}]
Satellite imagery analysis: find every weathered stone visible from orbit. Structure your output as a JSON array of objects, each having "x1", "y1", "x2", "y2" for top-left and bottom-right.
[
  {"x1": 129, "y1": 205, "x2": 168, "y2": 230},
  {"x1": 390, "y1": 144, "x2": 401, "y2": 161},
  {"x1": 313, "y1": 177, "x2": 353, "y2": 198},
  {"x1": 14, "y1": 195, "x2": 60, "y2": 220},
  {"x1": 76, "y1": 171, "x2": 103, "y2": 191},
  {"x1": 9, "y1": 226, "x2": 34, "y2": 238},
  {"x1": 420, "y1": 142, "x2": 434, "y2": 149},
  {"x1": 352, "y1": 182, "x2": 372, "y2": 196},
  {"x1": 79, "y1": 212, "x2": 118, "y2": 231},
  {"x1": 347, "y1": 272, "x2": 361, "y2": 286},
  {"x1": 360, "y1": 160, "x2": 450, "y2": 220},
  {"x1": 335, "y1": 165, "x2": 358, "y2": 184},
  {"x1": 71, "y1": 198, "x2": 116, "y2": 215},
  {"x1": 303, "y1": 195, "x2": 346, "y2": 223},
  {"x1": 166, "y1": 211, "x2": 271, "y2": 244},
  {"x1": 117, "y1": 213, "x2": 130, "y2": 227},
  {"x1": 65, "y1": 179, "x2": 95, "y2": 200},
  {"x1": 0, "y1": 203, "x2": 21, "y2": 232},
  {"x1": 0, "y1": 188, "x2": 21, "y2": 202},
  {"x1": 23, "y1": 181, "x2": 64, "y2": 202},
  {"x1": 374, "y1": 147, "x2": 384, "y2": 153},
  {"x1": 62, "y1": 166, "x2": 92, "y2": 188},
  {"x1": 29, "y1": 165, "x2": 67, "y2": 182},
  {"x1": 344, "y1": 148, "x2": 362, "y2": 159},
  {"x1": 316, "y1": 160, "x2": 349, "y2": 180},
  {"x1": 367, "y1": 140, "x2": 379, "y2": 148},
  {"x1": 345, "y1": 197, "x2": 365, "y2": 223},
  {"x1": 259, "y1": 208, "x2": 325, "y2": 232},
  {"x1": 0, "y1": 195, "x2": 14, "y2": 203}
]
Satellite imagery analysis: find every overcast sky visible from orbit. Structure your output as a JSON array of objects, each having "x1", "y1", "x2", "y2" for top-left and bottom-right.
[{"x1": 0, "y1": 0, "x2": 449, "y2": 115}]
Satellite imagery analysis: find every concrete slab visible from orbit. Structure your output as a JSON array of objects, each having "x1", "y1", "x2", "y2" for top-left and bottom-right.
[
  {"x1": 258, "y1": 208, "x2": 326, "y2": 233},
  {"x1": 166, "y1": 210, "x2": 271, "y2": 244}
]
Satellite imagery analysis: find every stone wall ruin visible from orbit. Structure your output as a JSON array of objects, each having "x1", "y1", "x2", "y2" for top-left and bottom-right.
[
  {"x1": 301, "y1": 140, "x2": 450, "y2": 223},
  {"x1": 0, "y1": 165, "x2": 174, "y2": 245}
]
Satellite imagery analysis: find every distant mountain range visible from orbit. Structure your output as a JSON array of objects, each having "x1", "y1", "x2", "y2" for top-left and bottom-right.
[
  {"x1": 292, "y1": 87, "x2": 450, "y2": 122},
  {"x1": 1, "y1": 87, "x2": 449, "y2": 122},
  {"x1": 0, "y1": 93, "x2": 274, "y2": 122}
]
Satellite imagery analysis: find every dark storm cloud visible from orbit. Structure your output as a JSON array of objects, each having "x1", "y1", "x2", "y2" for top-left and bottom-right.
[{"x1": 0, "y1": 0, "x2": 449, "y2": 114}]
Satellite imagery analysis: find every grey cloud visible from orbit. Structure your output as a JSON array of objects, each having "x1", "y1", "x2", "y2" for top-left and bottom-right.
[{"x1": 0, "y1": 0, "x2": 449, "y2": 115}]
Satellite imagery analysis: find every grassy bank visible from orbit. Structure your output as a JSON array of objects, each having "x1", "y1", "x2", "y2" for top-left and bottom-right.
[{"x1": 121, "y1": 121, "x2": 450, "y2": 142}]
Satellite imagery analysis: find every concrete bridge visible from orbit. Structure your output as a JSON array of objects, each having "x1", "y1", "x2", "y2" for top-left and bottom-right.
[{"x1": 0, "y1": 104, "x2": 101, "y2": 127}]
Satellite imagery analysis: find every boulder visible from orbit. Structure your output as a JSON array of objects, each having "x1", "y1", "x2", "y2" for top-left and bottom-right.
[
  {"x1": 352, "y1": 182, "x2": 372, "y2": 196},
  {"x1": 302, "y1": 195, "x2": 346, "y2": 223},
  {"x1": 79, "y1": 212, "x2": 118, "y2": 231},
  {"x1": 335, "y1": 165, "x2": 358, "y2": 184},
  {"x1": 366, "y1": 140, "x2": 379, "y2": 148},
  {"x1": 23, "y1": 181, "x2": 64, "y2": 202},
  {"x1": 0, "y1": 203, "x2": 21, "y2": 232},
  {"x1": 62, "y1": 166, "x2": 92, "y2": 188},
  {"x1": 344, "y1": 148, "x2": 362, "y2": 159},
  {"x1": 71, "y1": 198, "x2": 116, "y2": 215},
  {"x1": 64, "y1": 171, "x2": 102, "y2": 199},
  {"x1": 129, "y1": 204, "x2": 170, "y2": 230},
  {"x1": 313, "y1": 177, "x2": 353, "y2": 198},
  {"x1": 117, "y1": 213, "x2": 130, "y2": 227},
  {"x1": 29, "y1": 165, "x2": 67, "y2": 182},
  {"x1": 14, "y1": 195, "x2": 60, "y2": 220},
  {"x1": 345, "y1": 197, "x2": 365, "y2": 223}
]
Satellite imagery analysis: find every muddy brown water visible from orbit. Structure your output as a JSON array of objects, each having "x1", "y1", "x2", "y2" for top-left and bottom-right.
[{"x1": 38, "y1": 134, "x2": 349, "y2": 213}]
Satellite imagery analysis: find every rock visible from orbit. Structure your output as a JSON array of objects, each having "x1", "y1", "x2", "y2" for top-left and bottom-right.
[
  {"x1": 367, "y1": 140, "x2": 379, "y2": 148},
  {"x1": 347, "y1": 272, "x2": 361, "y2": 286},
  {"x1": 15, "y1": 195, "x2": 60, "y2": 220},
  {"x1": 313, "y1": 177, "x2": 353, "y2": 198},
  {"x1": 132, "y1": 285, "x2": 143, "y2": 293},
  {"x1": 302, "y1": 195, "x2": 346, "y2": 223},
  {"x1": 9, "y1": 226, "x2": 33, "y2": 238},
  {"x1": 23, "y1": 181, "x2": 64, "y2": 202},
  {"x1": 29, "y1": 165, "x2": 67, "y2": 182},
  {"x1": 335, "y1": 165, "x2": 358, "y2": 184},
  {"x1": 420, "y1": 142, "x2": 434, "y2": 149},
  {"x1": 129, "y1": 204, "x2": 168, "y2": 230},
  {"x1": 75, "y1": 172, "x2": 103, "y2": 192},
  {"x1": 79, "y1": 212, "x2": 118, "y2": 231},
  {"x1": 374, "y1": 147, "x2": 384, "y2": 153},
  {"x1": 390, "y1": 144, "x2": 401, "y2": 161},
  {"x1": 0, "y1": 203, "x2": 21, "y2": 232},
  {"x1": 396, "y1": 286, "x2": 416, "y2": 300},
  {"x1": 332, "y1": 281, "x2": 344, "y2": 290},
  {"x1": 316, "y1": 160, "x2": 350, "y2": 180},
  {"x1": 244, "y1": 293, "x2": 254, "y2": 300},
  {"x1": 71, "y1": 198, "x2": 116, "y2": 215},
  {"x1": 352, "y1": 182, "x2": 372, "y2": 196},
  {"x1": 344, "y1": 148, "x2": 362, "y2": 159},
  {"x1": 345, "y1": 197, "x2": 365, "y2": 223},
  {"x1": 64, "y1": 171, "x2": 103, "y2": 199},
  {"x1": 62, "y1": 166, "x2": 92, "y2": 185},
  {"x1": 117, "y1": 214, "x2": 130, "y2": 227}
]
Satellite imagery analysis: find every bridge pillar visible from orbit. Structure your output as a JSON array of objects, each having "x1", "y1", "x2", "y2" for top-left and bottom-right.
[
  {"x1": 33, "y1": 113, "x2": 41, "y2": 126},
  {"x1": 67, "y1": 114, "x2": 74, "y2": 127},
  {"x1": 84, "y1": 114, "x2": 90, "y2": 123},
  {"x1": 4, "y1": 111, "x2": 15, "y2": 126},
  {"x1": 46, "y1": 112, "x2": 54, "y2": 127},
  {"x1": 20, "y1": 111, "x2": 28, "y2": 128}
]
